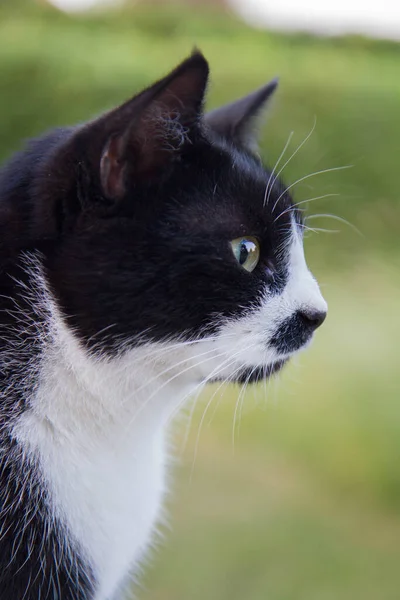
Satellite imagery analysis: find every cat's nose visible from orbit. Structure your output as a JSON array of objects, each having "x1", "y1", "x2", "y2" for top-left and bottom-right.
[{"x1": 298, "y1": 308, "x2": 327, "y2": 331}]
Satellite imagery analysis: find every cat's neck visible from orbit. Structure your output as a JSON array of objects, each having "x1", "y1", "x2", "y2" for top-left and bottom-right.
[{"x1": 25, "y1": 317, "x2": 196, "y2": 442}]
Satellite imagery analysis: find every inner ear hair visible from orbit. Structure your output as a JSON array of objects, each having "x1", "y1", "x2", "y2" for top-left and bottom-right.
[{"x1": 143, "y1": 104, "x2": 191, "y2": 153}]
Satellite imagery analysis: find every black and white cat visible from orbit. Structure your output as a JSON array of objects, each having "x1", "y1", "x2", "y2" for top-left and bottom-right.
[{"x1": 0, "y1": 52, "x2": 327, "y2": 599}]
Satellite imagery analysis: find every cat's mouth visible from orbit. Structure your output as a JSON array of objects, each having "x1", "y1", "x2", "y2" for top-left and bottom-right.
[{"x1": 210, "y1": 359, "x2": 288, "y2": 385}]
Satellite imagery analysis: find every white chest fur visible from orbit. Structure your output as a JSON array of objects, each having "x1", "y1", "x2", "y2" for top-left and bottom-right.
[
  {"x1": 12, "y1": 308, "x2": 197, "y2": 600},
  {"x1": 25, "y1": 407, "x2": 168, "y2": 600}
]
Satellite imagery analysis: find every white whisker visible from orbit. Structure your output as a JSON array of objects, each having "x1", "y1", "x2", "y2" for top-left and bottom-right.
[
  {"x1": 274, "y1": 193, "x2": 340, "y2": 223},
  {"x1": 303, "y1": 224, "x2": 340, "y2": 234},
  {"x1": 178, "y1": 384, "x2": 206, "y2": 455},
  {"x1": 130, "y1": 345, "x2": 221, "y2": 397},
  {"x1": 263, "y1": 130, "x2": 294, "y2": 207},
  {"x1": 122, "y1": 347, "x2": 233, "y2": 436},
  {"x1": 306, "y1": 213, "x2": 363, "y2": 236},
  {"x1": 232, "y1": 366, "x2": 256, "y2": 453},
  {"x1": 237, "y1": 365, "x2": 258, "y2": 433},
  {"x1": 190, "y1": 345, "x2": 257, "y2": 478},
  {"x1": 266, "y1": 117, "x2": 317, "y2": 209},
  {"x1": 271, "y1": 164, "x2": 353, "y2": 215}
]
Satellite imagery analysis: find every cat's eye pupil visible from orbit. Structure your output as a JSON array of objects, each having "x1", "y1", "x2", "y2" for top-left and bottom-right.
[{"x1": 239, "y1": 242, "x2": 250, "y2": 265}]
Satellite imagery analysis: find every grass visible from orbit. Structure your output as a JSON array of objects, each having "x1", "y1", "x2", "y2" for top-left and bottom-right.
[{"x1": 0, "y1": 3, "x2": 399, "y2": 599}]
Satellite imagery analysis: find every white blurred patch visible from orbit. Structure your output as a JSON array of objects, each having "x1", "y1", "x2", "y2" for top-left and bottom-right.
[
  {"x1": 49, "y1": 0, "x2": 123, "y2": 13},
  {"x1": 228, "y1": 0, "x2": 400, "y2": 40},
  {"x1": 47, "y1": 0, "x2": 400, "y2": 41}
]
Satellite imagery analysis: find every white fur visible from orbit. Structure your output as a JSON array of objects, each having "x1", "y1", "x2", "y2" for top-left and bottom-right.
[{"x1": 11, "y1": 221, "x2": 326, "y2": 599}]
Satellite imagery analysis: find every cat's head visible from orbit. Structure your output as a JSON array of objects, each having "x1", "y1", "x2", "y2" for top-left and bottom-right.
[{"x1": 3, "y1": 52, "x2": 327, "y2": 384}]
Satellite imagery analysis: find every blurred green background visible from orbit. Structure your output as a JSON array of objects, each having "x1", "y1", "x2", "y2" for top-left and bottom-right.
[{"x1": 1, "y1": 2, "x2": 399, "y2": 598}]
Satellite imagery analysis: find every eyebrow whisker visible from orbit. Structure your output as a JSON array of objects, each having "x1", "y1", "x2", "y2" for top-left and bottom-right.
[
  {"x1": 273, "y1": 193, "x2": 340, "y2": 224},
  {"x1": 265, "y1": 116, "x2": 317, "y2": 209},
  {"x1": 271, "y1": 164, "x2": 353, "y2": 215},
  {"x1": 306, "y1": 213, "x2": 363, "y2": 236},
  {"x1": 263, "y1": 130, "x2": 294, "y2": 208}
]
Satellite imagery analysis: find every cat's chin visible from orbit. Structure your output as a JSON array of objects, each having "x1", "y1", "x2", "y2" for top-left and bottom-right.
[{"x1": 210, "y1": 359, "x2": 288, "y2": 385}]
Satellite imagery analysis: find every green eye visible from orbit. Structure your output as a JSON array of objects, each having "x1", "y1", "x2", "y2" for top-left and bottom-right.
[{"x1": 230, "y1": 237, "x2": 260, "y2": 272}]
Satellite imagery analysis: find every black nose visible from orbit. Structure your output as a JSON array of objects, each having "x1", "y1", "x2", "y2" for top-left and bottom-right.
[{"x1": 298, "y1": 308, "x2": 327, "y2": 331}]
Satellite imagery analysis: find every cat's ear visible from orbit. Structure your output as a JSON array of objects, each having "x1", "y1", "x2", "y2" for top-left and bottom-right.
[
  {"x1": 96, "y1": 51, "x2": 209, "y2": 200},
  {"x1": 204, "y1": 78, "x2": 278, "y2": 152}
]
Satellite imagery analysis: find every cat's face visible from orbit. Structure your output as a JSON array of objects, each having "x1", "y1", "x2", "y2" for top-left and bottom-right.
[{"x1": 23, "y1": 53, "x2": 326, "y2": 384}]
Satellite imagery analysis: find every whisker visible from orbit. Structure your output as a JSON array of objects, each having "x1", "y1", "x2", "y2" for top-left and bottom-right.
[
  {"x1": 266, "y1": 116, "x2": 317, "y2": 208},
  {"x1": 297, "y1": 223, "x2": 324, "y2": 234},
  {"x1": 271, "y1": 164, "x2": 353, "y2": 215},
  {"x1": 263, "y1": 130, "x2": 294, "y2": 207},
  {"x1": 190, "y1": 354, "x2": 254, "y2": 478},
  {"x1": 193, "y1": 376, "x2": 234, "y2": 457},
  {"x1": 170, "y1": 378, "x2": 209, "y2": 430},
  {"x1": 177, "y1": 337, "x2": 249, "y2": 445},
  {"x1": 205, "y1": 382, "x2": 228, "y2": 428},
  {"x1": 303, "y1": 225, "x2": 340, "y2": 234},
  {"x1": 179, "y1": 384, "x2": 207, "y2": 455},
  {"x1": 294, "y1": 193, "x2": 340, "y2": 208},
  {"x1": 263, "y1": 364, "x2": 268, "y2": 403},
  {"x1": 130, "y1": 345, "x2": 224, "y2": 397},
  {"x1": 273, "y1": 193, "x2": 340, "y2": 224},
  {"x1": 122, "y1": 331, "x2": 249, "y2": 433},
  {"x1": 85, "y1": 323, "x2": 118, "y2": 344},
  {"x1": 232, "y1": 366, "x2": 256, "y2": 453},
  {"x1": 306, "y1": 213, "x2": 363, "y2": 236},
  {"x1": 237, "y1": 365, "x2": 258, "y2": 432},
  {"x1": 122, "y1": 347, "x2": 233, "y2": 435},
  {"x1": 116, "y1": 332, "x2": 238, "y2": 385}
]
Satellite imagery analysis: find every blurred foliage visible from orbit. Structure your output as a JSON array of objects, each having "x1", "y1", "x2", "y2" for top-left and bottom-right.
[{"x1": 0, "y1": 3, "x2": 399, "y2": 600}]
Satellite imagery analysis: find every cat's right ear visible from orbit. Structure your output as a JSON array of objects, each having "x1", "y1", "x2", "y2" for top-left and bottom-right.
[
  {"x1": 204, "y1": 79, "x2": 278, "y2": 153},
  {"x1": 86, "y1": 52, "x2": 209, "y2": 202}
]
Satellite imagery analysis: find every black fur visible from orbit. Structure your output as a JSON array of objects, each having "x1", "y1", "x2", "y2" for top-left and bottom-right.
[
  {"x1": 270, "y1": 312, "x2": 313, "y2": 354},
  {"x1": 0, "y1": 258, "x2": 95, "y2": 598},
  {"x1": 0, "y1": 439, "x2": 94, "y2": 600},
  {"x1": 0, "y1": 52, "x2": 299, "y2": 599}
]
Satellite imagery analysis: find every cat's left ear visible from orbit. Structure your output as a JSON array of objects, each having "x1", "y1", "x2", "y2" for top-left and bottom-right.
[
  {"x1": 96, "y1": 51, "x2": 209, "y2": 200},
  {"x1": 204, "y1": 78, "x2": 278, "y2": 152}
]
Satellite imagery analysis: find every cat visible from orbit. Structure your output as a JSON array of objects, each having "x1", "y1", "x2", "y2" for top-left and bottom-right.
[{"x1": 0, "y1": 51, "x2": 327, "y2": 600}]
